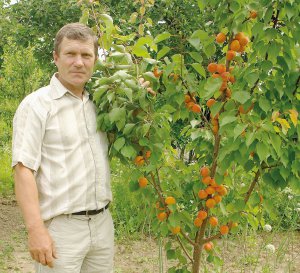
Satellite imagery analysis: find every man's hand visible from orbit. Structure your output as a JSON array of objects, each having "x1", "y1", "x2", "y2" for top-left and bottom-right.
[{"x1": 28, "y1": 225, "x2": 57, "y2": 267}]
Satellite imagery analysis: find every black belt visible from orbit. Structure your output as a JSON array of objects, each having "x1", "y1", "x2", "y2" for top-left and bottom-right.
[{"x1": 71, "y1": 203, "x2": 110, "y2": 216}]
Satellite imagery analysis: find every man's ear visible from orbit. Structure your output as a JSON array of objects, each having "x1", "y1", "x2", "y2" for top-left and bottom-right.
[{"x1": 53, "y1": 51, "x2": 58, "y2": 64}]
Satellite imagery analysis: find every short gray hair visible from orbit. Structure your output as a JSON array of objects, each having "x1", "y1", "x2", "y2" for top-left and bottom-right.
[{"x1": 54, "y1": 23, "x2": 98, "y2": 56}]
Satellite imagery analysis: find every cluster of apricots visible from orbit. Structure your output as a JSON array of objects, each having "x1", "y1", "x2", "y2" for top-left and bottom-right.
[
  {"x1": 156, "y1": 196, "x2": 181, "y2": 235},
  {"x1": 207, "y1": 62, "x2": 235, "y2": 99},
  {"x1": 134, "y1": 150, "x2": 151, "y2": 168},
  {"x1": 198, "y1": 166, "x2": 228, "y2": 209},
  {"x1": 184, "y1": 94, "x2": 202, "y2": 113}
]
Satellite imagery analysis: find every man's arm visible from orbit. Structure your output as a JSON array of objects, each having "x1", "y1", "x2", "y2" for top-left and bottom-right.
[{"x1": 14, "y1": 162, "x2": 56, "y2": 268}]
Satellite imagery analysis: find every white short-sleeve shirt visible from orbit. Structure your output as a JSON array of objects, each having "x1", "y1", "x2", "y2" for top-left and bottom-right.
[{"x1": 12, "y1": 74, "x2": 112, "y2": 221}]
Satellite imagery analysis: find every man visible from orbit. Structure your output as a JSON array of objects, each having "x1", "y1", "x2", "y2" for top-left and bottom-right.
[{"x1": 12, "y1": 23, "x2": 114, "y2": 273}]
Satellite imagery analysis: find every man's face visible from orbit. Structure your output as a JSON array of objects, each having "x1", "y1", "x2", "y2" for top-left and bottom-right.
[{"x1": 53, "y1": 37, "x2": 97, "y2": 94}]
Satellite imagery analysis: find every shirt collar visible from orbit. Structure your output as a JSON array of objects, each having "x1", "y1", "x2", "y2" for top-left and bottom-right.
[{"x1": 50, "y1": 73, "x2": 90, "y2": 101}]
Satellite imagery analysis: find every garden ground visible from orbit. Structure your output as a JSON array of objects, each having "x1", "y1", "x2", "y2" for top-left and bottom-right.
[{"x1": 0, "y1": 196, "x2": 299, "y2": 273}]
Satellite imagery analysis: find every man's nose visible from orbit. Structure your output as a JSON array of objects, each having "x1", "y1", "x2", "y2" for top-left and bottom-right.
[{"x1": 74, "y1": 56, "x2": 84, "y2": 66}]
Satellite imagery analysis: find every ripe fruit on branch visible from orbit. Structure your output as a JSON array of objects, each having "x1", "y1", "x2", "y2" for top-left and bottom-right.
[
  {"x1": 202, "y1": 176, "x2": 212, "y2": 185},
  {"x1": 226, "y1": 50, "x2": 236, "y2": 61},
  {"x1": 194, "y1": 217, "x2": 203, "y2": 227},
  {"x1": 206, "y1": 99, "x2": 216, "y2": 108},
  {"x1": 207, "y1": 63, "x2": 218, "y2": 73},
  {"x1": 217, "y1": 64, "x2": 226, "y2": 74},
  {"x1": 209, "y1": 216, "x2": 218, "y2": 227},
  {"x1": 250, "y1": 10, "x2": 257, "y2": 19},
  {"x1": 197, "y1": 210, "x2": 208, "y2": 220},
  {"x1": 200, "y1": 166, "x2": 211, "y2": 177},
  {"x1": 191, "y1": 104, "x2": 201, "y2": 113},
  {"x1": 198, "y1": 189, "x2": 208, "y2": 199},
  {"x1": 215, "y1": 185, "x2": 228, "y2": 196},
  {"x1": 145, "y1": 150, "x2": 151, "y2": 159},
  {"x1": 206, "y1": 198, "x2": 216, "y2": 209},
  {"x1": 171, "y1": 226, "x2": 181, "y2": 235},
  {"x1": 184, "y1": 94, "x2": 192, "y2": 103},
  {"x1": 230, "y1": 40, "x2": 241, "y2": 51},
  {"x1": 203, "y1": 242, "x2": 213, "y2": 251},
  {"x1": 216, "y1": 32, "x2": 226, "y2": 43},
  {"x1": 134, "y1": 155, "x2": 145, "y2": 166},
  {"x1": 220, "y1": 225, "x2": 229, "y2": 235},
  {"x1": 213, "y1": 194, "x2": 222, "y2": 204},
  {"x1": 165, "y1": 196, "x2": 176, "y2": 205},
  {"x1": 157, "y1": 212, "x2": 167, "y2": 221},
  {"x1": 138, "y1": 177, "x2": 148, "y2": 188},
  {"x1": 205, "y1": 186, "x2": 215, "y2": 195}
]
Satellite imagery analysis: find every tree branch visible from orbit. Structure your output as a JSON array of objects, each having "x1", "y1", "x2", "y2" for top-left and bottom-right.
[
  {"x1": 176, "y1": 235, "x2": 194, "y2": 263},
  {"x1": 244, "y1": 170, "x2": 260, "y2": 204}
]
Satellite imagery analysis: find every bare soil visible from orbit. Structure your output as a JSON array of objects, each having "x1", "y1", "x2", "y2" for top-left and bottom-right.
[{"x1": 0, "y1": 196, "x2": 299, "y2": 273}]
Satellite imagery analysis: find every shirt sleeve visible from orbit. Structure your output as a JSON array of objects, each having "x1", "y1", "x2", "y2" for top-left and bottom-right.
[{"x1": 11, "y1": 94, "x2": 46, "y2": 172}]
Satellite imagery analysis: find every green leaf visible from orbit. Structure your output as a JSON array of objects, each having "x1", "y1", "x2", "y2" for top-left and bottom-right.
[
  {"x1": 258, "y1": 97, "x2": 271, "y2": 113},
  {"x1": 154, "y1": 32, "x2": 171, "y2": 43},
  {"x1": 109, "y1": 107, "x2": 126, "y2": 122},
  {"x1": 191, "y1": 63, "x2": 206, "y2": 78},
  {"x1": 203, "y1": 43, "x2": 216, "y2": 58},
  {"x1": 123, "y1": 87, "x2": 133, "y2": 102},
  {"x1": 113, "y1": 137, "x2": 125, "y2": 151},
  {"x1": 99, "y1": 14, "x2": 114, "y2": 34},
  {"x1": 203, "y1": 78, "x2": 222, "y2": 99},
  {"x1": 123, "y1": 123, "x2": 135, "y2": 135},
  {"x1": 232, "y1": 91, "x2": 251, "y2": 104},
  {"x1": 157, "y1": 46, "x2": 171, "y2": 60},
  {"x1": 121, "y1": 145, "x2": 136, "y2": 158},
  {"x1": 234, "y1": 124, "x2": 248, "y2": 140},
  {"x1": 219, "y1": 115, "x2": 238, "y2": 127},
  {"x1": 210, "y1": 102, "x2": 223, "y2": 118},
  {"x1": 269, "y1": 133, "x2": 282, "y2": 157},
  {"x1": 189, "y1": 52, "x2": 203, "y2": 63},
  {"x1": 132, "y1": 45, "x2": 150, "y2": 58},
  {"x1": 245, "y1": 72, "x2": 259, "y2": 86},
  {"x1": 256, "y1": 142, "x2": 269, "y2": 161}
]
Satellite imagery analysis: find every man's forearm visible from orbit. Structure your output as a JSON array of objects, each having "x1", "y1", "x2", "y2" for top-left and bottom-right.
[{"x1": 14, "y1": 163, "x2": 44, "y2": 231}]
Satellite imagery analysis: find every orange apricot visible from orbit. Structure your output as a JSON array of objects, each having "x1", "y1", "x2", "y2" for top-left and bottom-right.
[
  {"x1": 198, "y1": 189, "x2": 208, "y2": 199},
  {"x1": 206, "y1": 99, "x2": 216, "y2": 108},
  {"x1": 202, "y1": 176, "x2": 212, "y2": 185},
  {"x1": 217, "y1": 64, "x2": 226, "y2": 74},
  {"x1": 206, "y1": 198, "x2": 216, "y2": 209},
  {"x1": 250, "y1": 10, "x2": 257, "y2": 19},
  {"x1": 220, "y1": 225, "x2": 229, "y2": 235},
  {"x1": 203, "y1": 242, "x2": 213, "y2": 251},
  {"x1": 207, "y1": 63, "x2": 218, "y2": 73},
  {"x1": 209, "y1": 216, "x2": 218, "y2": 227},
  {"x1": 191, "y1": 104, "x2": 201, "y2": 113},
  {"x1": 226, "y1": 50, "x2": 236, "y2": 61},
  {"x1": 213, "y1": 194, "x2": 222, "y2": 204},
  {"x1": 194, "y1": 217, "x2": 203, "y2": 227},
  {"x1": 134, "y1": 155, "x2": 145, "y2": 166},
  {"x1": 200, "y1": 166, "x2": 210, "y2": 177},
  {"x1": 216, "y1": 32, "x2": 226, "y2": 43},
  {"x1": 138, "y1": 177, "x2": 148, "y2": 188},
  {"x1": 157, "y1": 212, "x2": 167, "y2": 221},
  {"x1": 197, "y1": 210, "x2": 208, "y2": 220},
  {"x1": 171, "y1": 226, "x2": 181, "y2": 235},
  {"x1": 165, "y1": 196, "x2": 176, "y2": 205},
  {"x1": 230, "y1": 40, "x2": 241, "y2": 51},
  {"x1": 205, "y1": 186, "x2": 215, "y2": 195}
]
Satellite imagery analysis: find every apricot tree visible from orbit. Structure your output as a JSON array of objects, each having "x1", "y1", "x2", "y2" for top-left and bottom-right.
[{"x1": 80, "y1": 0, "x2": 299, "y2": 272}]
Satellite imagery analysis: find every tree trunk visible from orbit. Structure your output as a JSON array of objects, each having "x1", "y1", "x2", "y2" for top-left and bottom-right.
[{"x1": 192, "y1": 245, "x2": 202, "y2": 273}]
